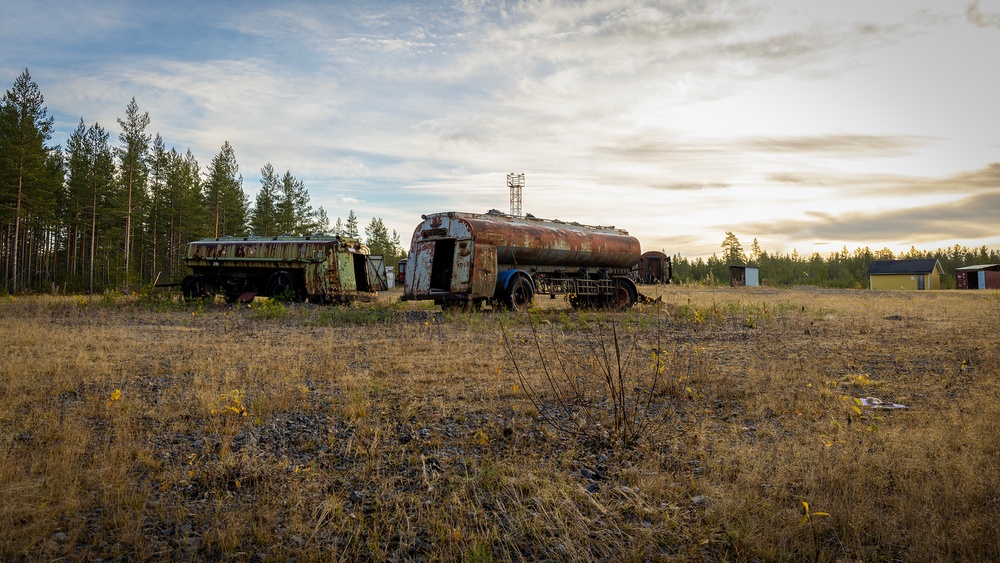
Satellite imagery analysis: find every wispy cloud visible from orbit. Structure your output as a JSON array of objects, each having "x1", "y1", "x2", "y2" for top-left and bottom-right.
[
  {"x1": 967, "y1": 0, "x2": 1000, "y2": 29},
  {"x1": 741, "y1": 134, "x2": 934, "y2": 158}
]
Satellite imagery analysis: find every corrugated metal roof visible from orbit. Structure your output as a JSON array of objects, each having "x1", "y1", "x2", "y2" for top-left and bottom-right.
[
  {"x1": 866, "y1": 259, "x2": 941, "y2": 275},
  {"x1": 956, "y1": 264, "x2": 1000, "y2": 271}
]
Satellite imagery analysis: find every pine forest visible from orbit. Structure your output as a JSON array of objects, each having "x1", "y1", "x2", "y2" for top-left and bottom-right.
[{"x1": 0, "y1": 70, "x2": 404, "y2": 295}]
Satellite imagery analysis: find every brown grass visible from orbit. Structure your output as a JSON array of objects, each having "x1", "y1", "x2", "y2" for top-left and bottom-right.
[{"x1": 1, "y1": 286, "x2": 999, "y2": 561}]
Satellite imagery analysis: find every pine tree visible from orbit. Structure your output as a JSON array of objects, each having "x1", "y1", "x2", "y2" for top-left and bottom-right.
[
  {"x1": 64, "y1": 119, "x2": 89, "y2": 285},
  {"x1": 163, "y1": 148, "x2": 205, "y2": 278},
  {"x1": 314, "y1": 206, "x2": 330, "y2": 234},
  {"x1": 722, "y1": 231, "x2": 745, "y2": 266},
  {"x1": 250, "y1": 163, "x2": 279, "y2": 236},
  {"x1": 146, "y1": 134, "x2": 167, "y2": 282},
  {"x1": 0, "y1": 69, "x2": 55, "y2": 293},
  {"x1": 82, "y1": 123, "x2": 115, "y2": 293},
  {"x1": 750, "y1": 238, "x2": 762, "y2": 264},
  {"x1": 390, "y1": 229, "x2": 405, "y2": 267},
  {"x1": 203, "y1": 141, "x2": 246, "y2": 237},
  {"x1": 344, "y1": 210, "x2": 359, "y2": 238},
  {"x1": 116, "y1": 97, "x2": 150, "y2": 289},
  {"x1": 364, "y1": 217, "x2": 391, "y2": 255},
  {"x1": 364, "y1": 218, "x2": 405, "y2": 267},
  {"x1": 275, "y1": 170, "x2": 312, "y2": 235}
]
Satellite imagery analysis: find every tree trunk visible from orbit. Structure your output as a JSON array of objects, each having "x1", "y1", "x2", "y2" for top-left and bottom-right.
[
  {"x1": 89, "y1": 185, "x2": 97, "y2": 294},
  {"x1": 11, "y1": 168, "x2": 23, "y2": 293}
]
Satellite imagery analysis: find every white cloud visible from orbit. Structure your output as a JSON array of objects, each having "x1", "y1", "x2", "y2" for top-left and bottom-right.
[{"x1": 3, "y1": 0, "x2": 999, "y2": 257}]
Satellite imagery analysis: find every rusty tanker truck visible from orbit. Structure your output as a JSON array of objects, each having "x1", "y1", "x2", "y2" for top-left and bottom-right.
[
  {"x1": 401, "y1": 210, "x2": 642, "y2": 311},
  {"x1": 182, "y1": 235, "x2": 388, "y2": 303}
]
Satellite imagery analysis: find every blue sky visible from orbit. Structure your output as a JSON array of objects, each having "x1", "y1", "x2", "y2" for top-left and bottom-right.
[{"x1": 3, "y1": 0, "x2": 999, "y2": 258}]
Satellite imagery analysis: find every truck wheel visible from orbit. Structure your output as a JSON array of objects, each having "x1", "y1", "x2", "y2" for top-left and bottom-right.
[
  {"x1": 266, "y1": 272, "x2": 301, "y2": 301},
  {"x1": 503, "y1": 276, "x2": 534, "y2": 311},
  {"x1": 182, "y1": 275, "x2": 207, "y2": 301}
]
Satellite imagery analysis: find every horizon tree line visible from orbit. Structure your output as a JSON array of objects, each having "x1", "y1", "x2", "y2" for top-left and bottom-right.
[
  {"x1": 0, "y1": 69, "x2": 404, "y2": 295},
  {"x1": 669, "y1": 231, "x2": 1000, "y2": 289}
]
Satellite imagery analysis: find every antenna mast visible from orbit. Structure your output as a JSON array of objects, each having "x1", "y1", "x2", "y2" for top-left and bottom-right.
[{"x1": 507, "y1": 172, "x2": 524, "y2": 217}]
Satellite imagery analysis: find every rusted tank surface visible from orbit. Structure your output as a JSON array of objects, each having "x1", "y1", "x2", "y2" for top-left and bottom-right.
[
  {"x1": 412, "y1": 211, "x2": 640, "y2": 269},
  {"x1": 402, "y1": 211, "x2": 641, "y2": 311}
]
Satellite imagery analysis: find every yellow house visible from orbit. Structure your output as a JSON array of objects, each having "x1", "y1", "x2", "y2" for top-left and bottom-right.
[{"x1": 866, "y1": 259, "x2": 943, "y2": 290}]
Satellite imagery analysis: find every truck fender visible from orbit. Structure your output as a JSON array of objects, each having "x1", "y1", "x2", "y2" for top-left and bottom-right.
[{"x1": 496, "y1": 269, "x2": 532, "y2": 292}]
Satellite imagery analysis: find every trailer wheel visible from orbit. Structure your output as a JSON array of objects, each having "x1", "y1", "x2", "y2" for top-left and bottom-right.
[
  {"x1": 266, "y1": 272, "x2": 301, "y2": 301},
  {"x1": 607, "y1": 278, "x2": 638, "y2": 311},
  {"x1": 503, "y1": 276, "x2": 534, "y2": 311}
]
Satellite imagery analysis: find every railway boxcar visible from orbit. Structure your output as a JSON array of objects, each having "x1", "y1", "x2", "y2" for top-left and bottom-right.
[
  {"x1": 636, "y1": 250, "x2": 672, "y2": 284},
  {"x1": 401, "y1": 210, "x2": 641, "y2": 311},
  {"x1": 182, "y1": 235, "x2": 388, "y2": 303}
]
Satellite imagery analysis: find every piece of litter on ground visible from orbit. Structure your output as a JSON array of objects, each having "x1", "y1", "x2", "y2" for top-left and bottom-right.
[{"x1": 858, "y1": 397, "x2": 908, "y2": 410}]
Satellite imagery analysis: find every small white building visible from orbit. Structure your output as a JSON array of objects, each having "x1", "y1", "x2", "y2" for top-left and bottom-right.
[{"x1": 729, "y1": 265, "x2": 759, "y2": 287}]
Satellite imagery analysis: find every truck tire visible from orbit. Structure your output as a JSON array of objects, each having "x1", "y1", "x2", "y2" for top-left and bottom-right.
[
  {"x1": 182, "y1": 275, "x2": 207, "y2": 301},
  {"x1": 266, "y1": 271, "x2": 301, "y2": 301},
  {"x1": 503, "y1": 275, "x2": 534, "y2": 311}
]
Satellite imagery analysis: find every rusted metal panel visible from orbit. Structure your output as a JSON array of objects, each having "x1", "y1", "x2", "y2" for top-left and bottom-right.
[
  {"x1": 470, "y1": 243, "x2": 497, "y2": 298},
  {"x1": 404, "y1": 240, "x2": 437, "y2": 298},
  {"x1": 450, "y1": 239, "x2": 474, "y2": 293},
  {"x1": 364, "y1": 255, "x2": 389, "y2": 291},
  {"x1": 333, "y1": 251, "x2": 356, "y2": 292},
  {"x1": 304, "y1": 262, "x2": 322, "y2": 295}
]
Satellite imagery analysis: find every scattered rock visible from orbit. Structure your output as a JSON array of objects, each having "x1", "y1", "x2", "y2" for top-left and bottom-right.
[{"x1": 424, "y1": 457, "x2": 442, "y2": 473}]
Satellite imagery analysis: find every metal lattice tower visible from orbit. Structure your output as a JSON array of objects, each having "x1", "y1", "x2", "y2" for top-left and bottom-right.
[{"x1": 507, "y1": 173, "x2": 524, "y2": 217}]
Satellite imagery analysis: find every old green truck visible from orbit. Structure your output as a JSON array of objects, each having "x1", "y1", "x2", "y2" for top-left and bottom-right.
[{"x1": 182, "y1": 235, "x2": 387, "y2": 303}]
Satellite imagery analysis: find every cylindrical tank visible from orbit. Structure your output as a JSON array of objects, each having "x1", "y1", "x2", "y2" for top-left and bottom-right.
[{"x1": 413, "y1": 211, "x2": 640, "y2": 270}]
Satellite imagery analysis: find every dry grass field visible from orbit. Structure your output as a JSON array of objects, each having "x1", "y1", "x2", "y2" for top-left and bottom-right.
[{"x1": 1, "y1": 285, "x2": 998, "y2": 562}]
